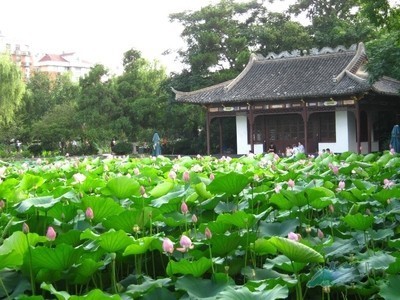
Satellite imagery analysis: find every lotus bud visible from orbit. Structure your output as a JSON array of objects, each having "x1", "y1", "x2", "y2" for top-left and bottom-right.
[
  {"x1": 133, "y1": 168, "x2": 140, "y2": 175},
  {"x1": 46, "y1": 226, "x2": 57, "y2": 241},
  {"x1": 288, "y1": 231, "x2": 300, "y2": 242},
  {"x1": 133, "y1": 224, "x2": 140, "y2": 233},
  {"x1": 182, "y1": 171, "x2": 190, "y2": 182},
  {"x1": 162, "y1": 237, "x2": 174, "y2": 254},
  {"x1": 329, "y1": 204, "x2": 335, "y2": 213},
  {"x1": 140, "y1": 185, "x2": 146, "y2": 196},
  {"x1": 306, "y1": 226, "x2": 311, "y2": 233},
  {"x1": 22, "y1": 222, "x2": 30, "y2": 234},
  {"x1": 338, "y1": 180, "x2": 345, "y2": 190},
  {"x1": 209, "y1": 173, "x2": 215, "y2": 181},
  {"x1": 205, "y1": 227, "x2": 212, "y2": 239},
  {"x1": 168, "y1": 170, "x2": 177, "y2": 180},
  {"x1": 224, "y1": 266, "x2": 230, "y2": 273},
  {"x1": 0, "y1": 200, "x2": 5, "y2": 210},
  {"x1": 85, "y1": 207, "x2": 94, "y2": 220},
  {"x1": 287, "y1": 179, "x2": 295, "y2": 189},
  {"x1": 179, "y1": 235, "x2": 193, "y2": 251},
  {"x1": 317, "y1": 229, "x2": 324, "y2": 239},
  {"x1": 274, "y1": 185, "x2": 282, "y2": 193},
  {"x1": 191, "y1": 214, "x2": 198, "y2": 223},
  {"x1": 181, "y1": 202, "x2": 189, "y2": 215}
]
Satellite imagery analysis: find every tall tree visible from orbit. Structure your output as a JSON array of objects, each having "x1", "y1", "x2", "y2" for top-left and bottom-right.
[
  {"x1": 287, "y1": 0, "x2": 376, "y2": 47},
  {"x1": 116, "y1": 49, "x2": 168, "y2": 143},
  {"x1": 76, "y1": 64, "x2": 120, "y2": 142},
  {"x1": 0, "y1": 54, "x2": 25, "y2": 126}
]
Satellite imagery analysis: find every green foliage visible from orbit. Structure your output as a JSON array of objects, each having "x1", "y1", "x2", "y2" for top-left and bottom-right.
[
  {"x1": 0, "y1": 54, "x2": 25, "y2": 126},
  {"x1": 111, "y1": 142, "x2": 133, "y2": 155}
]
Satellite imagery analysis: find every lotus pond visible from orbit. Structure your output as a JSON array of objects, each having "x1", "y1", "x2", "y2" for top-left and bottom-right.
[{"x1": 0, "y1": 151, "x2": 400, "y2": 299}]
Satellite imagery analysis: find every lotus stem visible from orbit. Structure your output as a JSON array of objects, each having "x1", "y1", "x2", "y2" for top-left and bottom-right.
[
  {"x1": 0, "y1": 276, "x2": 10, "y2": 300},
  {"x1": 111, "y1": 253, "x2": 117, "y2": 294},
  {"x1": 25, "y1": 234, "x2": 36, "y2": 295}
]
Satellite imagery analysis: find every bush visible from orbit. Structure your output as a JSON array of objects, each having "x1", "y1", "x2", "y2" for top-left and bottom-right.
[
  {"x1": 112, "y1": 142, "x2": 132, "y2": 155},
  {"x1": 28, "y1": 144, "x2": 43, "y2": 156}
]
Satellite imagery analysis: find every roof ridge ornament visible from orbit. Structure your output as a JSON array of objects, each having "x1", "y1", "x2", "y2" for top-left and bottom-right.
[{"x1": 266, "y1": 44, "x2": 357, "y2": 60}]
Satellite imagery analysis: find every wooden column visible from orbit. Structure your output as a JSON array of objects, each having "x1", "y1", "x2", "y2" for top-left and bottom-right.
[
  {"x1": 219, "y1": 118, "x2": 223, "y2": 155},
  {"x1": 356, "y1": 101, "x2": 361, "y2": 154},
  {"x1": 302, "y1": 103, "x2": 308, "y2": 154},
  {"x1": 249, "y1": 105, "x2": 254, "y2": 153},
  {"x1": 205, "y1": 108, "x2": 211, "y2": 155},
  {"x1": 367, "y1": 111, "x2": 372, "y2": 153}
]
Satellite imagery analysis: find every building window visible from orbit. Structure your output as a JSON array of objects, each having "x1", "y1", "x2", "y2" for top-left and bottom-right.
[{"x1": 308, "y1": 112, "x2": 336, "y2": 142}]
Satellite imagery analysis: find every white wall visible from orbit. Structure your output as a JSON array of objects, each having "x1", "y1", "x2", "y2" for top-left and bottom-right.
[{"x1": 235, "y1": 114, "x2": 264, "y2": 155}]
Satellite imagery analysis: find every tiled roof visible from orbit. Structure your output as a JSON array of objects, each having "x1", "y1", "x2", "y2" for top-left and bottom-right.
[
  {"x1": 39, "y1": 54, "x2": 69, "y2": 62},
  {"x1": 174, "y1": 43, "x2": 400, "y2": 104}
]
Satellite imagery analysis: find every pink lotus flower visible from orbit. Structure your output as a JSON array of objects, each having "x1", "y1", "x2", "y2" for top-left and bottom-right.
[
  {"x1": 168, "y1": 170, "x2": 177, "y2": 180},
  {"x1": 182, "y1": 171, "x2": 190, "y2": 182},
  {"x1": 383, "y1": 179, "x2": 394, "y2": 189},
  {"x1": 287, "y1": 179, "x2": 295, "y2": 189},
  {"x1": 181, "y1": 202, "x2": 189, "y2": 215},
  {"x1": 288, "y1": 232, "x2": 300, "y2": 242},
  {"x1": 209, "y1": 173, "x2": 215, "y2": 181},
  {"x1": 329, "y1": 163, "x2": 339, "y2": 175},
  {"x1": 162, "y1": 238, "x2": 174, "y2": 254},
  {"x1": 337, "y1": 180, "x2": 345, "y2": 191},
  {"x1": 390, "y1": 148, "x2": 396, "y2": 155},
  {"x1": 274, "y1": 185, "x2": 282, "y2": 193},
  {"x1": 46, "y1": 226, "x2": 57, "y2": 241},
  {"x1": 178, "y1": 235, "x2": 194, "y2": 252},
  {"x1": 205, "y1": 227, "x2": 212, "y2": 239},
  {"x1": 85, "y1": 207, "x2": 94, "y2": 220}
]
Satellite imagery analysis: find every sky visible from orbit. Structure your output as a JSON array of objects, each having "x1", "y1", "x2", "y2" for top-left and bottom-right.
[{"x1": 0, "y1": 0, "x2": 295, "y2": 74}]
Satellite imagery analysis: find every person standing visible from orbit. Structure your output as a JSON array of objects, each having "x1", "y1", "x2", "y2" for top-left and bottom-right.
[{"x1": 152, "y1": 132, "x2": 161, "y2": 156}]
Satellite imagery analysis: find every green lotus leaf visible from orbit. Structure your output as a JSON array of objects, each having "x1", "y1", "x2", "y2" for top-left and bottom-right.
[
  {"x1": 0, "y1": 231, "x2": 46, "y2": 256},
  {"x1": 373, "y1": 188, "x2": 400, "y2": 203},
  {"x1": 376, "y1": 153, "x2": 393, "y2": 165},
  {"x1": 103, "y1": 208, "x2": 153, "y2": 232},
  {"x1": 98, "y1": 230, "x2": 134, "y2": 253},
  {"x1": 48, "y1": 202, "x2": 78, "y2": 223},
  {"x1": 241, "y1": 266, "x2": 281, "y2": 281},
  {"x1": 29, "y1": 244, "x2": 82, "y2": 272},
  {"x1": 69, "y1": 288, "x2": 122, "y2": 299},
  {"x1": 105, "y1": 176, "x2": 140, "y2": 199},
  {"x1": 258, "y1": 219, "x2": 300, "y2": 238},
  {"x1": 307, "y1": 267, "x2": 359, "y2": 288},
  {"x1": 126, "y1": 276, "x2": 171, "y2": 298},
  {"x1": 216, "y1": 211, "x2": 256, "y2": 228},
  {"x1": 306, "y1": 186, "x2": 335, "y2": 202},
  {"x1": 264, "y1": 255, "x2": 306, "y2": 273},
  {"x1": 206, "y1": 172, "x2": 249, "y2": 195},
  {"x1": 175, "y1": 275, "x2": 231, "y2": 299},
  {"x1": 69, "y1": 258, "x2": 103, "y2": 285},
  {"x1": 379, "y1": 275, "x2": 400, "y2": 300},
  {"x1": 82, "y1": 196, "x2": 125, "y2": 223},
  {"x1": 385, "y1": 157, "x2": 400, "y2": 168},
  {"x1": 54, "y1": 230, "x2": 82, "y2": 247},
  {"x1": 209, "y1": 232, "x2": 243, "y2": 256},
  {"x1": 254, "y1": 238, "x2": 277, "y2": 255},
  {"x1": 123, "y1": 236, "x2": 156, "y2": 255},
  {"x1": 357, "y1": 251, "x2": 396, "y2": 273},
  {"x1": 324, "y1": 238, "x2": 359, "y2": 258},
  {"x1": 218, "y1": 285, "x2": 288, "y2": 300},
  {"x1": 19, "y1": 173, "x2": 45, "y2": 191},
  {"x1": 0, "y1": 250, "x2": 22, "y2": 269},
  {"x1": 150, "y1": 188, "x2": 185, "y2": 211},
  {"x1": 269, "y1": 236, "x2": 324, "y2": 263},
  {"x1": 14, "y1": 196, "x2": 59, "y2": 213},
  {"x1": 149, "y1": 181, "x2": 175, "y2": 198},
  {"x1": 194, "y1": 182, "x2": 213, "y2": 199},
  {"x1": 40, "y1": 282, "x2": 70, "y2": 300},
  {"x1": 343, "y1": 213, "x2": 374, "y2": 231},
  {"x1": 387, "y1": 258, "x2": 400, "y2": 275},
  {"x1": 166, "y1": 257, "x2": 212, "y2": 277}
]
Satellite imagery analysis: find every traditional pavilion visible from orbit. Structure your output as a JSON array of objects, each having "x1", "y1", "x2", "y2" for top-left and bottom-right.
[{"x1": 173, "y1": 43, "x2": 400, "y2": 155}]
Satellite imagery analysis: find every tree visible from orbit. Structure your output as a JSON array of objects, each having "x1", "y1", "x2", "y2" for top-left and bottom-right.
[
  {"x1": 0, "y1": 54, "x2": 25, "y2": 126},
  {"x1": 116, "y1": 49, "x2": 168, "y2": 143},
  {"x1": 76, "y1": 64, "x2": 121, "y2": 142},
  {"x1": 287, "y1": 0, "x2": 376, "y2": 48}
]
